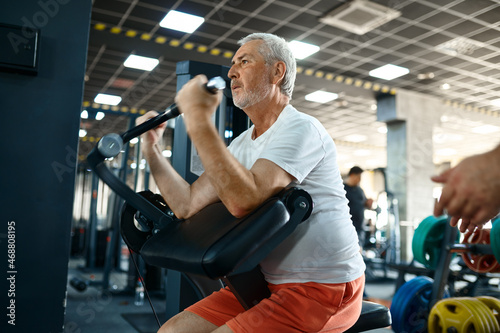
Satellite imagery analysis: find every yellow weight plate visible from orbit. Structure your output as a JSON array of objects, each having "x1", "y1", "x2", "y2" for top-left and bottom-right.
[
  {"x1": 428, "y1": 298, "x2": 498, "y2": 333},
  {"x1": 476, "y1": 296, "x2": 500, "y2": 326}
]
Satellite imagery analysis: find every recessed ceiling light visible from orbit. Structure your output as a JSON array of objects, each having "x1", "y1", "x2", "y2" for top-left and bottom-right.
[
  {"x1": 79, "y1": 129, "x2": 87, "y2": 138},
  {"x1": 159, "y1": 10, "x2": 204, "y2": 33},
  {"x1": 94, "y1": 93, "x2": 122, "y2": 106},
  {"x1": 440, "y1": 83, "x2": 451, "y2": 90},
  {"x1": 377, "y1": 126, "x2": 387, "y2": 134},
  {"x1": 124, "y1": 54, "x2": 159, "y2": 71},
  {"x1": 81, "y1": 110, "x2": 88, "y2": 119},
  {"x1": 472, "y1": 125, "x2": 500, "y2": 134},
  {"x1": 491, "y1": 98, "x2": 500, "y2": 107},
  {"x1": 369, "y1": 64, "x2": 409, "y2": 80},
  {"x1": 344, "y1": 134, "x2": 368, "y2": 142},
  {"x1": 288, "y1": 40, "x2": 320, "y2": 59},
  {"x1": 95, "y1": 112, "x2": 105, "y2": 121},
  {"x1": 305, "y1": 90, "x2": 338, "y2": 103},
  {"x1": 162, "y1": 150, "x2": 172, "y2": 158},
  {"x1": 417, "y1": 72, "x2": 435, "y2": 80}
]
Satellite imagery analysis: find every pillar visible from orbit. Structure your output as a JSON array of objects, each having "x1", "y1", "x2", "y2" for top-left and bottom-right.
[{"x1": 377, "y1": 89, "x2": 442, "y2": 261}]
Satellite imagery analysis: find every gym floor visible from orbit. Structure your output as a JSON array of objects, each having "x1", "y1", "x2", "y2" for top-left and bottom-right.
[{"x1": 64, "y1": 258, "x2": 394, "y2": 333}]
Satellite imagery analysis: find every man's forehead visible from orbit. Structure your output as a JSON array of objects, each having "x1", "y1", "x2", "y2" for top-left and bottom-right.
[{"x1": 232, "y1": 40, "x2": 263, "y2": 61}]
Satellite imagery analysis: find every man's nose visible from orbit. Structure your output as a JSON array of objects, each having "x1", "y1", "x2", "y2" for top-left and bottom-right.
[{"x1": 228, "y1": 65, "x2": 238, "y2": 79}]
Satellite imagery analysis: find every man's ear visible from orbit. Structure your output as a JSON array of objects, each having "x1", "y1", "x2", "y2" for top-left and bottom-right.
[{"x1": 272, "y1": 61, "x2": 286, "y2": 85}]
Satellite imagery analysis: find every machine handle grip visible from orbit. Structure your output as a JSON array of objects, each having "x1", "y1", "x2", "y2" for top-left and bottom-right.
[{"x1": 121, "y1": 76, "x2": 226, "y2": 144}]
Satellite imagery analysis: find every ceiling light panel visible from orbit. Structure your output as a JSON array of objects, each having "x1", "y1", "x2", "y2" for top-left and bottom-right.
[
  {"x1": 491, "y1": 99, "x2": 500, "y2": 107},
  {"x1": 94, "y1": 93, "x2": 122, "y2": 106},
  {"x1": 160, "y1": 10, "x2": 205, "y2": 33},
  {"x1": 305, "y1": 90, "x2": 338, "y2": 103},
  {"x1": 288, "y1": 40, "x2": 320, "y2": 59},
  {"x1": 369, "y1": 64, "x2": 409, "y2": 80},
  {"x1": 124, "y1": 55, "x2": 159, "y2": 71}
]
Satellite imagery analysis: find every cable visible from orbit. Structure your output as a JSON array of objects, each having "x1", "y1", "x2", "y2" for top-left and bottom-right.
[{"x1": 128, "y1": 247, "x2": 162, "y2": 329}]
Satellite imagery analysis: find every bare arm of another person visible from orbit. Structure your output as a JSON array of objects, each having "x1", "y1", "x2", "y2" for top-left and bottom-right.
[{"x1": 432, "y1": 144, "x2": 500, "y2": 232}]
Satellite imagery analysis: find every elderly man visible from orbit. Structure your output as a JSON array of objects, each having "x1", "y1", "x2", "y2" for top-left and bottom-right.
[{"x1": 137, "y1": 33, "x2": 365, "y2": 333}]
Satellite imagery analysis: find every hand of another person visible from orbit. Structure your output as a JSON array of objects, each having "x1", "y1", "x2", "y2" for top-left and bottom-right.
[{"x1": 432, "y1": 146, "x2": 500, "y2": 232}]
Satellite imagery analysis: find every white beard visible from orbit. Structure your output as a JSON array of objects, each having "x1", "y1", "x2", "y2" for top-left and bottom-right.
[{"x1": 232, "y1": 73, "x2": 272, "y2": 109}]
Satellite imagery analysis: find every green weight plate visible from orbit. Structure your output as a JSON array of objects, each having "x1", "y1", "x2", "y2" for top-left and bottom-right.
[
  {"x1": 413, "y1": 215, "x2": 448, "y2": 268},
  {"x1": 412, "y1": 216, "x2": 439, "y2": 266},
  {"x1": 490, "y1": 219, "x2": 500, "y2": 264}
]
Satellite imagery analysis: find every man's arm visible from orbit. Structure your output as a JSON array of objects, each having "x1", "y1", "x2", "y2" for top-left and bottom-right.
[{"x1": 141, "y1": 139, "x2": 219, "y2": 218}]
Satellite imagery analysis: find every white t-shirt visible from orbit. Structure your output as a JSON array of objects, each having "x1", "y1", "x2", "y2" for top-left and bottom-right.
[{"x1": 228, "y1": 105, "x2": 365, "y2": 284}]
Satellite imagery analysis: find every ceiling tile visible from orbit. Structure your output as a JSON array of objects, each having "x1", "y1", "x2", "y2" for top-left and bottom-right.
[
  {"x1": 475, "y1": 8, "x2": 500, "y2": 24},
  {"x1": 242, "y1": 18, "x2": 277, "y2": 32},
  {"x1": 419, "y1": 11, "x2": 462, "y2": 28},
  {"x1": 395, "y1": 25, "x2": 431, "y2": 40},
  {"x1": 259, "y1": 3, "x2": 298, "y2": 21},
  {"x1": 290, "y1": 12, "x2": 321, "y2": 29},
  {"x1": 447, "y1": 20, "x2": 488, "y2": 36},
  {"x1": 450, "y1": 0, "x2": 497, "y2": 16},
  {"x1": 470, "y1": 29, "x2": 500, "y2": 43},
  {"x1": 419, "y1": 33, "x2": 454, "y2": 47},
  {"x1": 208, "y1": 11, "x2": 248, "y2": 26},
  {"x1": 484, "y1": 54, "x2": 500, "y2": 65},
  {"x1": 399, "y1": 2, "x2": 435, "y2": 21}
]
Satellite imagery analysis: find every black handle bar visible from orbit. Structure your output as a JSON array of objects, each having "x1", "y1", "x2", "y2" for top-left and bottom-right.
[{"x1": 86, "y1": 76, "x2": 226, "y2": 223}]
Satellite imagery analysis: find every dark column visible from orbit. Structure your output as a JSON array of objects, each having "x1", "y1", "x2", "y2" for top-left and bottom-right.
[{"x1": 0, "y1": 1, "x2": 92, "y2": 332}]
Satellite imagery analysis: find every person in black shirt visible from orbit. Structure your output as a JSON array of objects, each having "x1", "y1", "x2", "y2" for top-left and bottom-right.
[{"x1": 344, "y1": 166, "x2": 373, "y2": 247}]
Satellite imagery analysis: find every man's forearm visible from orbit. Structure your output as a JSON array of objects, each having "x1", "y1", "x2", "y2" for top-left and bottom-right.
[{"x1": 143, "y1": 143, "x2": 194, "y2": 218}]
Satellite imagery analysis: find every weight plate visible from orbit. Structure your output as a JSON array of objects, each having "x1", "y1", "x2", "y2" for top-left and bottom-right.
[
  {"x1": 476, "y1": 296, "x2": 500, "y2": 326},
  {"x1": 429, "y1": 297, "x2": 500, "y2": 333},
  {"x1": 429, "y1": 298, "x2": 479, "y2": 333},
  {"x1": 412, "y1": 216, "x2": 449, "y2": 269},
  {"x1": 462, "y1": 229, "x2": 500, "y2": 273},
  {"x1": 461, "y1": 298, "x2": 499, "y2": 332},
  {"x1": 491, "y1": 219, "x2": 500, "y2": 265},
  {"x1": 391, "y1": 276, "x2": 450, "y2": 333}
]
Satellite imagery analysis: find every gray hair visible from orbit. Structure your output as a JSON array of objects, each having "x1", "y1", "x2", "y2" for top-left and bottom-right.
[{"x1": 238, "y1": 33, "x2": 296, "y2": 99}]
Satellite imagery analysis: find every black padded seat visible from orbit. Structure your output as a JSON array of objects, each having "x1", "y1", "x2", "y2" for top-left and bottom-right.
[
  {"x1": 344, "y1": 301, "x2": 392, "y2": 333},
  {"x1": 120, "y1": 187, "x2": 392, "y2": 330}
]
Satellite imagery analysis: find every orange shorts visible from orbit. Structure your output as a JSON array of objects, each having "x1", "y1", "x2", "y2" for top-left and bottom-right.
[{"x1": 185, "y1": 274, "x2": 365, "y2": 332}]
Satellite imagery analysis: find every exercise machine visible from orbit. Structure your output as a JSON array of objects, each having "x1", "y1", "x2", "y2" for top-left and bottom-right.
[{"x1": 87, "y1": 76, "x2": 391, "y2": 332}]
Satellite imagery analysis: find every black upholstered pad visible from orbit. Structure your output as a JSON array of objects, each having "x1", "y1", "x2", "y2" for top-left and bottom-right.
[
  {"x1": 139, "y1": 198, "x2": 293, "y2": 279},
  {"x1": 344, "y1": 301, "x2": 392, "y2": 333}
]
